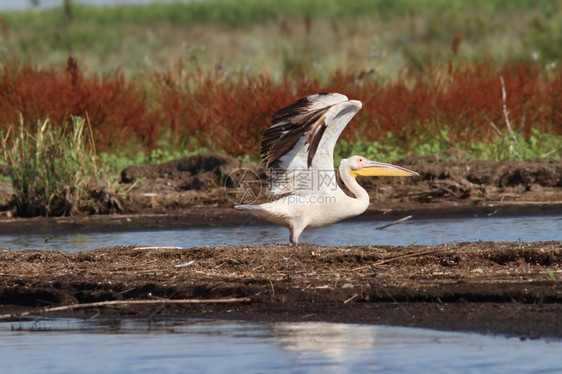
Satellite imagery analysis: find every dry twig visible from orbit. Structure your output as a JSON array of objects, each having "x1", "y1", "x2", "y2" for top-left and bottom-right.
[
  {"x1": 499, "y1": 76, "x2": 514, "y2": 135},
  {"x1": 375, "y1": 215, "x2": 412, "y2": 230},
  {"x1": 133, "y1": 246, "x2": 186, "y2": 250},
  {"x1": 0, "y1": 297, "x2": 251, "y2": 320},
  {"x1": 352, "y1": 248, "x2": 441, "y2": 272}
]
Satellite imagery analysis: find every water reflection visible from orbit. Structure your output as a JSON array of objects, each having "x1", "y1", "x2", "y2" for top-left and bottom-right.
[
  {"x1": 1, "y1": 215, "x2": 560, "y2": 251},
  {"x1": 0, "y1": 319, "x2": 560, "y2": 373},
  {"x1": 273, "y1": 322, "x2": 375, "y2": 365}
]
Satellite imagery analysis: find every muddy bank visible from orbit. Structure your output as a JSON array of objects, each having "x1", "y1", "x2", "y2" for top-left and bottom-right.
[
  {"x1": 2, "y1": 154, "x2": 562, "y2": 219},
  {"x1": 0, "y1": 154, "x2": 561, "y2": 233},
  {"x1": 115, "y1": 154, "x2": 562, "y2": 215},
  {"x1": 0, "y1": 155, "x2": 561, "y2": 338},
  {"x1": 0, "y1": 241, "x2": 561, "y2": 338}
]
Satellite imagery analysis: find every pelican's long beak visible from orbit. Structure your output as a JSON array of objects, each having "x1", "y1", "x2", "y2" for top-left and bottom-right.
[{"x1": 350, "y1": 160, "x2": 419, "y2": 178}]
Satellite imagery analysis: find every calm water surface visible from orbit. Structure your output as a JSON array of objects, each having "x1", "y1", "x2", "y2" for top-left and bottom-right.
[
  {"x1": 1, "y1": 319, "x2": 560, "y2": 373},
  {"x1": 1, "y1": 214, "x2": 560, "y2": 251},
  {"x1": 2, "y1": 216, "x2": 560, "y2": 373},
  {"x1": 3, "y1": 1, "x2": 560, "y2": 371}
]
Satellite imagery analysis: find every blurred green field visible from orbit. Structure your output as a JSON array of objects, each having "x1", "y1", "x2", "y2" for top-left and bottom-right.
[
  {"x1": 0, "y1": 0, "x2": 560, "y2": 170},
  {"x1": 0, "y1": 1, "x2": 560, "y2": 218},
  {"x1": 1, "y1": 0, "x2": 561, "y2": 78}
]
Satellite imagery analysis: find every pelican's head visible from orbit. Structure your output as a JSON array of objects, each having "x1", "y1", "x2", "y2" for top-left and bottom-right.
[{"x1": 344, "y1": 155, "x2": 419, "y2": 178}]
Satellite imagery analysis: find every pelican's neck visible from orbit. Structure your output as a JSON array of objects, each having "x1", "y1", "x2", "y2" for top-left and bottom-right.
[{"x1": 338, "y1": 162, "x2": 370, "y2": 214}]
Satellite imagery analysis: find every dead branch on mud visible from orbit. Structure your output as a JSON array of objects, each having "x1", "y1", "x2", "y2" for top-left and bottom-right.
[
  {"x1": 351, "y1": 248, "x2": 442, "y2": 271},
  {"x1": 375, "y1": 215, "x2": 412, "y2": 230},
  {"x1": 0, "y1": 297, "x2": 252, "y2": 320},
  {"x1": 133, "y1": 246, "x2": 187, "y2": 250}
]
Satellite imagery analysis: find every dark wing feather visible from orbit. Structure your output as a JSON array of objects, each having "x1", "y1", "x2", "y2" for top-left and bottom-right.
[
  {"x1": 259, "y1": 93, "x2": 362, "y2": 196},
  {"x1": 306, "y1": 121, "x2": 328, "y2": 168},
  {"x1": 261, "y1": 94, "x2": 336, "y2": 169}
]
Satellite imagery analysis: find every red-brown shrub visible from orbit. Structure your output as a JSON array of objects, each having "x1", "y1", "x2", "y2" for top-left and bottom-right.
[
  {"x1": 154, "y1": 61, "x2": 560, "y2": 158},
  {"x1": 154, "y1": 70, "x2": 323, "y2": 156},
  {"x1": 1, "y1": 59, "x2": 559, "y2": 159},
  {"x1": 0, "y1": 58, "x2": 158, "y2": 150}
]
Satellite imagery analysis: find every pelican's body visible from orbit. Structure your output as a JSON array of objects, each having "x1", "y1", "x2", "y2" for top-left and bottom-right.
[{"x1": 236, "y1": 93, "x2": 418, "y2": 244}]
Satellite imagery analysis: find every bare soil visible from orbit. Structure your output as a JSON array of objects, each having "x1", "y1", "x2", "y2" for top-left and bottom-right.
[
  {"x1": 0, "y1": 242, "x2": 561, "y2": 338},
  {"x1": 0, "y1": 154, "x2": 561, "y2": 338},
  {"x1": 1, "y1": 153, "x2": 561, "y2": 225},
  {"x1": 116, "y1": 153, "x2": 562, "y2": 218}
]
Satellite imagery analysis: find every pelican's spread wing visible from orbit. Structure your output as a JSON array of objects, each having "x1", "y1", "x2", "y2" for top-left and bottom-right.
[{"x1": 261, "y1": 93, "x2": 362, "y2": 196}]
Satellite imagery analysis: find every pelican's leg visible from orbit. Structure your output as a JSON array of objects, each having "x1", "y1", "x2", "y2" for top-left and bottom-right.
[
  {"x1": 289, "y1": 225, "x2": 304, "y2": 245},
  {"x1": 289, "y1": 232, "x2": 298, "y2": 245}
]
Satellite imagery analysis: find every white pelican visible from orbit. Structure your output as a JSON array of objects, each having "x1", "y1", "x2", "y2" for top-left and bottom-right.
[{"x1": 236, "y1": 93, "x2": 418, "y2": 244}]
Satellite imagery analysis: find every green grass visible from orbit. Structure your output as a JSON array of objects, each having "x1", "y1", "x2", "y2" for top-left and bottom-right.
[
  {"x1": 92, "y1": 127, "x2": 561, "y2": 172},
  {"x1": 1, "y1": 117, "x2": 102, "y2": 216},
  {"x1": 6, "y1": 0, "x2": 557, "y2": 26},
  {"x1": 0, "y1": 0, "x2": 560, "y2": 173},
  {"x1": 1, "y1": 0, "x2": 561, "y2": 78},
  {"x1": 97, "y1": 140, "x2": 212, "y2": 177},
  {"x1": 335, "y1": 129, "x2": 562, "y2": 163},
  {"x1": 0, "y1": 116, "x2": 557, "y2": 218},
  {"x1": 0, "y1": 2, "x2": 559, "y2": 219}
]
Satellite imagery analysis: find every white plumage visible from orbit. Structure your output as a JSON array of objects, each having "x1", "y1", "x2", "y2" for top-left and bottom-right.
[{"x1": 236, "y1": 93, "x2": 418, "y2": 244}]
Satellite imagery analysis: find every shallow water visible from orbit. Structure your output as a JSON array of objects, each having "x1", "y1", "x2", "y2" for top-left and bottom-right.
[
  {"x1": 0, "y1": 318, "x2": 560, "y2": 374},
  {"x1": 2, "y1": 215, "x2": 560, "y2": 372},
  {"x1": 1, "y1": 214, "x2": 560, "y2": 252}
]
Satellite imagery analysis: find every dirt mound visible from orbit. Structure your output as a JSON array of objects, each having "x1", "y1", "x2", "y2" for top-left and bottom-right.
[
  {"x1": 357, "y1": 158, "x2": 562, "y2": 204},
  {"x1": 115, "y1": 153, "x2": 267, "y2": 213},
  {"x1": 120, "y1": 153, "x2": 255, "y2": 190},
  {"x1": 405, "y1": 159, "x2": 562, "y2": 188},
  {"x1": 118, "y1": 155, "x2": 561, "y2": 212},
  {"x1": 0, "y1": 241, "x2": 560, "y2": 337},
  {"x1": 0, "y1": 155, "x2": 560, "y2": 217}
]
